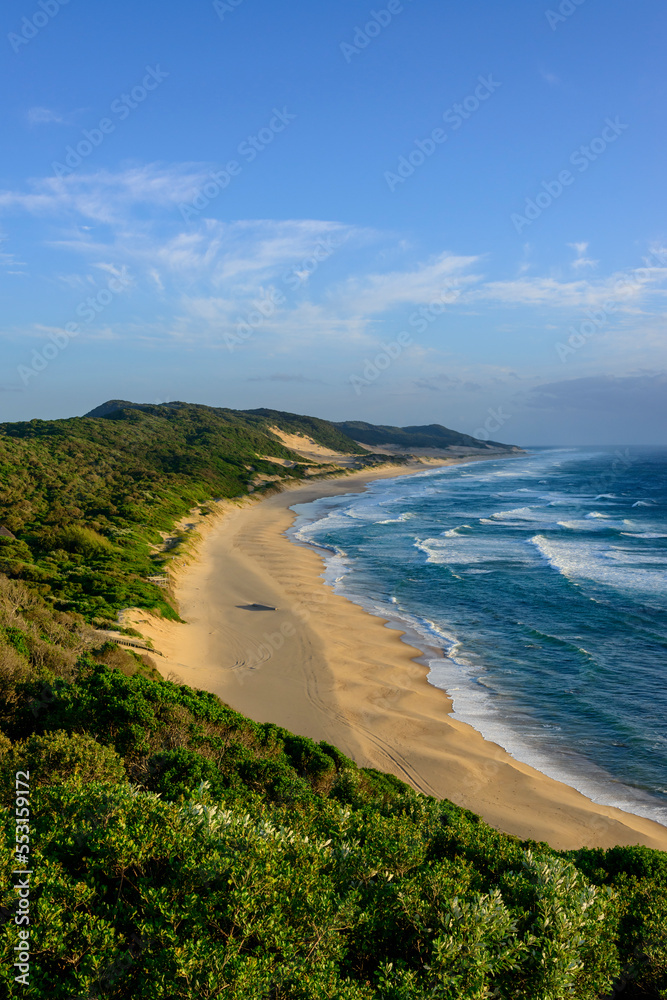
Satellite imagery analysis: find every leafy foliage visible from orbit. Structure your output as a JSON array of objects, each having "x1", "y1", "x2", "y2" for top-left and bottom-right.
[{"x1": 0, "y1": 655, "x2": 665, "y2": 997}]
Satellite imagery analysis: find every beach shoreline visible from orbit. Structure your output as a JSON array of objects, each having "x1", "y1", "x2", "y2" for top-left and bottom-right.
[{"x1": 126, "y1": 459, "x2": 667, "y2": 851}]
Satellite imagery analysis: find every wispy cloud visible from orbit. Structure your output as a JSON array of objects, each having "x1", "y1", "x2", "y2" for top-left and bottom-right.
[
  {"x1": 26, "y1": 107, "x2": 70, "y2": 126},
  {"x1": 0, "y1": 164, "x2": 212, "y2": 223},
  {"x1": 0, "y1": 230, "x2": 25, "y2": 269},
  {"x1": 568, "y1": 241, "x2": 598, "y2": 270},
  {"x1": 1, "y1": 164, "x2": 666, "y2": 370},
  {"x1": 336, "y1": 251, "x2": 481, "y2": 314},
  {"x1": 471, "y1": 270, "x2": 666, "y2": 311}
]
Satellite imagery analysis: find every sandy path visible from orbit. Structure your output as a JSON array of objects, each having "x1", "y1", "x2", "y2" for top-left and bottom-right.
[{"x1": 127, "y1": 464, "x2": 667, "y2": 852}]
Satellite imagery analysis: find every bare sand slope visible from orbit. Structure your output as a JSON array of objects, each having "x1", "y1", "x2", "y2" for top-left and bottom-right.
[{"x1": 127, "y1": 465, "x2": 667, "y2": 852}]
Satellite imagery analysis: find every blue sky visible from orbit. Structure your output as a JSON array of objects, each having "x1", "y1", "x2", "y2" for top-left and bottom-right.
[{"x1": 1, "y1": 0, "x2": 665, "y2": 444}]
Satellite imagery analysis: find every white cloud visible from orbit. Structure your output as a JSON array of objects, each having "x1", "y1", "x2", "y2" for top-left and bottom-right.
[
  {"x1": 337, "y1": 251, "x2": 482, "y2": 315},
  {"x1": 27, "y1": 107, "x2": 66, "y2": 126},
  {"x1": 0, "y1": 230, "x2": 25, "y2": 269},
  {"x1": 1, "y1": 163, "x2": 666, "y2": 371},
  {"x1": 568, "y1": 241, "x2": 598, "y2": 270},
  {"x1": 0, "y1": 165, "x2": 212, "y2": 223},
  {"x1": 472, "y1": 269, "x2": 667, "y2": 312}
]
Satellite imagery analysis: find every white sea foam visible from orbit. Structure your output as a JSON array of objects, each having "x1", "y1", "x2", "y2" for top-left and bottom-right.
[
  {"x1": 557, "y1": 518, "x2": 629, "y2": 532},
  {"x1": 480, "y1": 506, "x2": 558, "y2": 530},
  {"x1": 488, "y1": 506, "x2": 539, "y2": 519},
  {"x1": 416, "y1": 535, "x2": 533, "y2": 566},
  {"x1": 622, "y1": 531, "x2": 667, "y2": 539},
  {"x1": 376, "y1": 512, "x2": 414, "y2": 524},
  {"x1": 426, "y1": 656, "x2": 667, "y2": 826},
  {"x1": 529, "y1": 534, "x2": 667, "y2": 595}
]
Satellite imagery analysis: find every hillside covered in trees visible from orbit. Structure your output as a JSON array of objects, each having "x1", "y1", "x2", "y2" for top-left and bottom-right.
[
  {"x1": 0, "y1": 401, "x2": 365, "y2": 625},
  {"x1": 334, "y1": 420, "x2": 520, "y2": 452},
  {"x1": 0, "y1": 401, "x2": 517, "y2": 625},
  {"x1": 0, "y1": 402, "x2": 664, "y2": 998}
]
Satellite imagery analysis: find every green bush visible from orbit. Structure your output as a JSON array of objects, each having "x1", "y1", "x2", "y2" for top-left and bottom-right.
[
  {"x1": 0, "y1": 663, "x2": 664, "y2": 995},
  {"x1": 0, "y1": 774, "x2": 651, "y2": 999},
  {"x1": 55, "y1": 526, "x2": 114, "y2": 557},
  {"x1": 0, "y1": 730, "x2": 126, "y2": 804}
]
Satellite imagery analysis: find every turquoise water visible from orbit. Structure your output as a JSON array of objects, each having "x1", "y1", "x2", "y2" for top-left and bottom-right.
[{"x1": 290, "y1": 448, "x2": 667, "y2": 824}]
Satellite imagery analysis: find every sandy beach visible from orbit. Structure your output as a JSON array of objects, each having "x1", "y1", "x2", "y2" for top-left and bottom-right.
[{"x1": 127, "y1": 462, "x2": 667, "y2": 852}]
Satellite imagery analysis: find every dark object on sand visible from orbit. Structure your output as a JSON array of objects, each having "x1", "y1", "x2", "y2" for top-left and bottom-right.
[{"x1": 238, "y1": 603, "x2": 277, "y2": 611}]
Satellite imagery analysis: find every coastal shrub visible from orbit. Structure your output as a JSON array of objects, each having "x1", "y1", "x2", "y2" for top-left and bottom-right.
[
  {"x1": 0, "y1": 661, "x2": 664, "y2": 995},
  {"x1": 91, "y1": 640, "x2": 160, "y2": 680},
  {"x1": 0, "y1": 730, "x2": 126, "y2": 805},
  {"x1": 147, "y1": 746, "x2": 229, "y2": 801},
  {"x1": 0, "y1": 641, "x2": 30, "y2": 701},
  {"x1": 54, "y1": 525, "x2": 115, "y2": 557},
  {"x1": 500, "y1": 853, "x2": 620, "y2": 999},
  {"x1": 425, "y1": 890, "x2": 525, "y2": 998},
  {"x1": 0, "y1": 775, "x2": 643, "y2": 999},
  {"x1": 570, "y1": 845, "x2": 667, "y2": 995},
  {"x1": 0, "y1": 625, "x2": 31, "y2": 659}
]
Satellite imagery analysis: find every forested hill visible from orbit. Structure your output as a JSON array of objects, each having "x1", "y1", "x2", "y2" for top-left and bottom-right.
[
  {"x1": 0, "y1": 399, "x2": 519, "y2": 624},
  {"x1": 83, "y1": 400, "x2": 518, "y2": 454},
  {"x1": 335, "y1": 420, "x2": 519, "y2": 452},
  {"x1": 82, "y1": 400, "x2": 369, "y2": 454},
  {"x1": 0, "y1": 401, "x2": 317, "y2": 624}
]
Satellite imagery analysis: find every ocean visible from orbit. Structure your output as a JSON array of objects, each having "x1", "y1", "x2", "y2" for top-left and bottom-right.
[{"x1": 289, "y1": 448, "x2": 667, "y2": 825}]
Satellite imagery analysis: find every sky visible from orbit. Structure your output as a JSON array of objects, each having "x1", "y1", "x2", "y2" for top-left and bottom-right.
[{"x1": 0, "y1": 0, "x2": 665, "y2": 445}]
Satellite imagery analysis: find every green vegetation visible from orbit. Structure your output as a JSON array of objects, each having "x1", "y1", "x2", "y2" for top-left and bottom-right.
[
  {"x1": 334, "y1": 421, "x2": 516, "y2": 451},
  {"x1": 0, "y1": 401, "x2": 341, "y2": 625},
  {"x1": 1, "y1": 642, "x2": 666, "y2": 998},
  {"x1": 0, "y1": 401, "x2": 664, "y2": 997}
]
